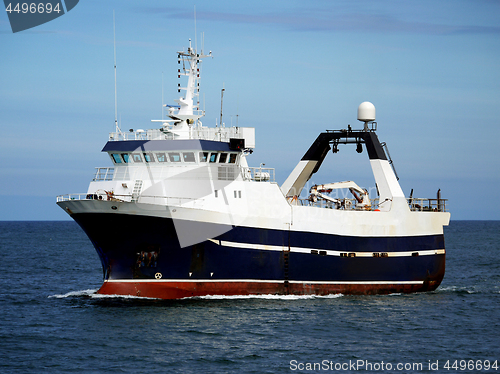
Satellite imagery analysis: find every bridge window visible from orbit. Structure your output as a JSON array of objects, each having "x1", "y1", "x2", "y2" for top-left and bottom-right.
[
  {"x1": 183, "y1": 152, "x2": 196, "y2": 162},
  {"x1": 121, "y1": 153, "x2": 130, "y2": 163},
  {"x1": 219, "y1": 153, "x2": 228, "y2": 163},
  {"x1": 209, "y1": 153, "x2": 218, "y2": 163},
  {"x1": 156, "y1": 153, "x2": 167, "y2": 162},
  {"x1": 169, "y1": 152, "x2": 181, "y2": 162},
  {"x1": 111, "y1": 154, "x2": 122, "y2": 164},
  {"x1": 228, "y1": 153, "x2": 237, "y2": 164},
  {"x1": 143, "y1": 153, "x2": 155, "y2": 163},
  {"x1": 199, "y1": 152, "x2": 209, "y2": 162},
  {"x1": 132, "y1": 153, "x2": 143, "y2": 163}
]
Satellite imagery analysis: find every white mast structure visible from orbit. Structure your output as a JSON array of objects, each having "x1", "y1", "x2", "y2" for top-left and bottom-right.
[{"x1": 165, "y1": 39, "x2": 212, "y2": 139}]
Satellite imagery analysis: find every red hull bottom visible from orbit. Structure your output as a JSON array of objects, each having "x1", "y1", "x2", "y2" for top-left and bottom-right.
[{"x1": 97, "y1": 279, "x2": 441, "y2": 299}]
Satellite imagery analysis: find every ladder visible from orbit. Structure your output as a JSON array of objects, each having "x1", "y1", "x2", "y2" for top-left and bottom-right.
[{"x1": 131, "y1": 180, "x2": 143, "y2": 202}]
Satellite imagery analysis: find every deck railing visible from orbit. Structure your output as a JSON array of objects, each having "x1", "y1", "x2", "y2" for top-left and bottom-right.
[
  {"x1": 108, "y1": 127, "x2": 248, "y2": 142},
  {"x1": 407, "y1": 198, "x2": 447, "y2": 212},
  {"x1": 57, "y1": 193, "x2": 89, "y2": 202},
  {"x1": 58, "y1": 193, "x2": 447, "y2": 212},
  {"x1": 90, "y1": 166, "x2": 275, "y2": 183},
  {"x1": 108, "y1": 129, "x2": 167, "y2": 141},
  {"x1": 56, "y1": 193, "x2": 202, "y2": 207},
  {"x1": 293, "y1": 197, "x2": 448, "y2": 212},
  {"x1": 93, "y1": 167, "x2": 114, "y2": 181}
]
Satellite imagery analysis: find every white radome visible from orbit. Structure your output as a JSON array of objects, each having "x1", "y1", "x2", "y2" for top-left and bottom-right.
[{"x1": 357, "y1": 101, "x2": 376, "y2": 123}]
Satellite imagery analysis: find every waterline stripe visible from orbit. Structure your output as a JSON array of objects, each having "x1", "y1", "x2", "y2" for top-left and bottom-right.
[
  {"x1": 208, "y1": 239, "x2": 445, "y2": 257},
  {"x1": 105, "y1": 279, "x2": 424, "y2": 285}
]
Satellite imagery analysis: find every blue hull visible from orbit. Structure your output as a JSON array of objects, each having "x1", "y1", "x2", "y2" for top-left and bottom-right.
[{"x1": 71, "y1": 212, "x2": 445, "y2": 298}]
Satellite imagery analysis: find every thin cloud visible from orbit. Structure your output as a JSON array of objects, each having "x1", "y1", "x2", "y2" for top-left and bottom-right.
[{"x1": 137, "y1": 6, "x2": 500, "y2": 36}]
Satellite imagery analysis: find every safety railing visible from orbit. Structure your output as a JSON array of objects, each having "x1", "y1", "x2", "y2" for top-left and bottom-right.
[
  {"x1": 56, "y1": 193, "x2": 89, "y2": 202},
  {"x1": 108, "y1": 126, "x2": 249, "y2": 142},
  {"x1": 291, "y1": 196, "x2": 448, "y2": 212},
  {"x1": 93, "y1": 167, "x2": 114, "y2": 181},
  {"x1": 56, "y1": 193, "x2": 203, "y2": 207},
  {"x1": 108, "y1": 129, "x2": 167, "y2": 141},
  {"x1": 408, "y1": 198, "x2": 447, "y2": 212}
]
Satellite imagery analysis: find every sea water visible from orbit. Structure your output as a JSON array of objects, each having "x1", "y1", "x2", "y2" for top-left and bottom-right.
[{"x1": 0, "y1": 221, "x2": 498, "y2": 373}]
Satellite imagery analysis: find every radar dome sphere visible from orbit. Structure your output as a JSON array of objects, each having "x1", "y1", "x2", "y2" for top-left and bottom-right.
[{"x1": 357, "y1": 102, "x2": 376, "y2": 122}]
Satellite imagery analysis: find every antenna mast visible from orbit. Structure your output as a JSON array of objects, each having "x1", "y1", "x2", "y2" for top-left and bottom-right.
[
  {"x1": 194, "y1": 5, "x2": 197, "y2": 53},
  {"x1": 113, "y1": 10, "x2": 120, "y2": 133},
  {"x1": 220, "y1": 85, "x2": 225, "y2": 127}
]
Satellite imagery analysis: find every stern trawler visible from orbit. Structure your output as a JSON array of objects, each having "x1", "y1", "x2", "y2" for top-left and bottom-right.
[{"x1": 57, "y1": 39, "x2": 450, "y2": 299}]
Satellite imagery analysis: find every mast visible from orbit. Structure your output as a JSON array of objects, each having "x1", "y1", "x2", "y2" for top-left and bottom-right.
[
  {"x1": 113, "y1": 10, "x2": 120, "y2": 134},
  {"x1": 167, "y1": 39, "x2": 212, "y2": 138},
  {"x1": 220, "y1": 85, "x2": 225, "y2": 127}
]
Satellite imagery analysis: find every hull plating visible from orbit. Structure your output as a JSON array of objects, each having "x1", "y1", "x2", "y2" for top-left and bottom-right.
[{"x1": 71, "y1": 212, "x2": 445, "y2": 299}]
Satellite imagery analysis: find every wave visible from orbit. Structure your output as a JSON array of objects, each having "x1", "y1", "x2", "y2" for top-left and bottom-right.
[
  {"x1": 49, "y1": 286, "x2": 498, "y2": 301},
  {"x1": 48, "y1": 289, "x2": 99, "y2": 298},
  {"x1": 48, "y1": 289, "x2": 159, "y2": 300},
  {"x1": 48, "y1": 290, "x2": 343, "y2": 302},
  {"x1": 436, "y1": 286, "x2": 478, "y2": 294},
  {"x1": 185, "y1": 293, "x2": 344, "y2": 300}
]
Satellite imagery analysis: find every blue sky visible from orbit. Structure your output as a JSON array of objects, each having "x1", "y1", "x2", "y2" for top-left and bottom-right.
[{"x1": 1, "y1": 0, "x2": 499, "y2": 220}]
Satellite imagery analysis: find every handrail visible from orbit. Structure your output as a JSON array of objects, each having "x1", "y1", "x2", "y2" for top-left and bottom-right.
[
  {"x1": 56, "y1": 193, "x2": 89, "y2": 202},
  {"x1": 56, "y1": 193, "x2": 203, "y2": 207},
  {"x1": 108, "y1": 126, "x2": 249, "y2": 142},
  {"x1": 407, "y1": 198, "x2": 447, "y2": 212},
  {"x1": 91, "y1": 165, "x2": 275, "y2": 183},
  {"x1": 93, "y1": 167, "x2": 114, "y2": 181},
  {"x1": 58, "y1": 193, "x2": 447, "y2": 212},
  {"x1": 291, "y1": 197, "x2": 448, "y2": 212}
]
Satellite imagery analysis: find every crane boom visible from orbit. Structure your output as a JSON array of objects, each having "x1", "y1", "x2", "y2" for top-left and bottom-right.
[{"x1": 309, "y1": 181, "x2": 371, "y2": 210}]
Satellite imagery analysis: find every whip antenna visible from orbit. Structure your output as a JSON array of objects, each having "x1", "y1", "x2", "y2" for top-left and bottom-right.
[
  {"x1": 194, "y1": 6, "x2": 197, "y2": 53},
  {"x1": 113, "y1": 10, "x2": 120, "y2": 133}
]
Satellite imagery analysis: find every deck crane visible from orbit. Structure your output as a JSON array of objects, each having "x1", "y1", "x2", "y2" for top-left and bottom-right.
[{"x1": 309, "y1": 181, "x2": 371, "y2": 210}]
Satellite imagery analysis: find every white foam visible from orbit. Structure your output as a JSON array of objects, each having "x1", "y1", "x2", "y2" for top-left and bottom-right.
[
  {"x1": 49, "y1": 290, "x2": 343, "y2": 301},
  {"x1": 90, "y1": 293, "x2": 160, "y2": 300},
  {"x1": 48, "y1": 289, "x2": 98, "y2": 298},
  {"x1": 185, "y1": 293, "x2": 344, "y2": 300},
  {"x1": 436, "y1": 286, "x2": 477, "y2": 294},
  {"x1": 48, "y1": 289, "x2": 159, "y2": 300}
]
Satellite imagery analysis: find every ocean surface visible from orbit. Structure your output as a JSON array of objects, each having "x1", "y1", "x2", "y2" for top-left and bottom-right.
[{"x1": 0, "y1": 220, "x2": 498, "y2": 374}]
